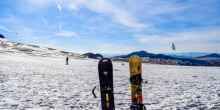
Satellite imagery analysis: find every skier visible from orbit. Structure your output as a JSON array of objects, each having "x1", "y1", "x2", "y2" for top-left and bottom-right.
[{"x1": 66, "y1": 56, "x2": 69, "y2": 65}]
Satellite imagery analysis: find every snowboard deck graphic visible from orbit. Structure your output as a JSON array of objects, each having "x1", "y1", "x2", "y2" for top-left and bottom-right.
[
  {"x1": 129, "y1": 55, "x2": 145, "y2": 110},
  {"x1": 98, "y1": 58, "x2": 115, "y2": 110}
]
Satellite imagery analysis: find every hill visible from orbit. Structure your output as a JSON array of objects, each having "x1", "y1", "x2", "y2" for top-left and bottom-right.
[
  {"x1": 0, "y1": 34, "x2": 5, "y2": 39},
  {"x1": 165, "y1": 52, "x2": 211, "y2": 58},
  {"x1": 196, "y1": 53, "x2": 220, "y2": 59},
  {"x1": 194, "y1": 54, "x2": 220, "y2": 66},
  {"x1": 81, "y1": 53, "x2": 103, "y2": 59},
  {"x1": 0, "y1": 38, "x2": 80, "y2": 58},
  {"x1": 113, "y1": 51, "x2": 220, "y2": 67}
]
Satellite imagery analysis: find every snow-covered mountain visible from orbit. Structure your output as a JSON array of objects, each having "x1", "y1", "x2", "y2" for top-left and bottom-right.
[{"x1": 0, "y1": 38, "x2": 80, "y2": 58}]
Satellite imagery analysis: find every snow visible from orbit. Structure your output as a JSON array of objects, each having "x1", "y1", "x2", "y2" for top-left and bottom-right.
[
  {"x1": 0, "y1": 39, "x2": 80, "y2": 58},
  {"x1": 0, "y1": 53, "x2": 220, "y2": 110}
]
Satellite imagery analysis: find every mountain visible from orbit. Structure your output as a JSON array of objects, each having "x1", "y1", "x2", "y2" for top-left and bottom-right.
[
  {"x1": 197, "y1": 53, "x2": 220, "y2": 58},
  {"x1": 196, "y1": 53, "x2": 220, "y2": 61},
  {"x1": 113, "y1": 50, "x2": 219, "y2": 67},
  {"x1": 164, "y1": 52, "x2": 212, "y2": 58},
  {"x1": 0, "y1": 34, "x2": 5, "y2": 39},
  {"x1": 82, "y1": 53, "x2": 103, "y2": 59},
  {"x1": 0, "y1": 38, "x2": 80, "y2": 57},
  {"x1": 116, "y1": 50, "x2": 176, "y2": 59}
]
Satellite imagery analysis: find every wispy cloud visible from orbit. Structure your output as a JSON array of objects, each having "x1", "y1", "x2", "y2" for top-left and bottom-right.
[
  {"x1": 55, "y1": 0, "x2": 63, "y2": 12},
  {"x1": 0, "y1": 25, "x2": 11, "y2": 32},
  {"x1": 55, "y1": 30, "x2": 78, "y2": 38},
  {"x1": 136, "y1": 27, "x2": 220, "y2": 52},
  {"x1": 75, "y1": 43, "x2": 139, "y2": 54},
  {"x1": 66, "y1": 0, "x2": 146, "y2": 28},
  {"x1": 21, "y1": 0, "x2": 145, "y2": 29},
  {"x1": 95, "y1": 43, "x2": 138, "y2": 54},
  {"x1": 24, "y1": 0, "x2": 53, "y2": 9}
]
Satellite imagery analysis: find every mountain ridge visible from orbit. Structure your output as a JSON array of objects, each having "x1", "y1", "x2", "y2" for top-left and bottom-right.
[{"x1": 113, "y1": 50, "x2": 220, "y2": 67}]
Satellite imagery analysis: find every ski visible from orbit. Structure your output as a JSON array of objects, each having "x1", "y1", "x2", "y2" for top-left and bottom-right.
[
  {"x1": 98, "y1": 58, "x2": 115, "y2": 110},
  {"x1": 129, "y1": 55, "x2": 146, "y2": 110}
]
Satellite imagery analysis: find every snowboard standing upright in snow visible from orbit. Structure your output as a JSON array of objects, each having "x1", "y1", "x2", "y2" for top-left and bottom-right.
[
  {"x1": 98, "y1": 58, "x2": 115, "y2": 110},
  {"x1": 129, "y1": 55, "x2": 145, "y2": 110}
]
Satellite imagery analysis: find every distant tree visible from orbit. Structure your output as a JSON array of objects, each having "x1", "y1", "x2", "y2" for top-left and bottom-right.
[{"x1": 0, "y1": 34, "x2": 5, "y2": 39}]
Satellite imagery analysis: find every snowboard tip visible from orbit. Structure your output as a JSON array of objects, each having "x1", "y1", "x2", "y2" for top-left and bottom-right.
[{"x1": 99, "y1": 58, "x2": 112, "y2": 63}]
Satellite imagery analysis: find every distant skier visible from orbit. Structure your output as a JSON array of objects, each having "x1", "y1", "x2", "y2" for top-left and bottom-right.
[{"x1": 66, "y1": 56, "x2": 69, "y2": 65}]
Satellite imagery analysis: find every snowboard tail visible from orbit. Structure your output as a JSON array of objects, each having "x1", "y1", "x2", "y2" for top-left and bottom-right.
[
  {"x1": 98, "y1": 58, "x2": 115, "y2": 110},
  {"x1": 129, "y1": 56, "x2": 145, "y2": 110}
]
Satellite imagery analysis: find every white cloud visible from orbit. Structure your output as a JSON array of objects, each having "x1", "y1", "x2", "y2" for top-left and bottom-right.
[
  {"x1": 81, "y1": 0, "x2": 145, "y2": 28},
  {"x1": 55, "y1": 31, "x2": 78, "y2": 37},
  {"x1": 24, "y1": 0, "x2": 53, "y2": 9},
  {"x1": 56, "y1": 3, "x2": 62, "y2": 12},
  {"x1": 136, "y1": 27, "x2": 220, "y2": 52},
  {"x1": 82, "y1": 43, "x2": 138, "y2": 54},
  {"x1": 22, "y1": 0, "x2": 145, "y2": 29},
  {"x1": 0, "y1": 25, "x2": 11, "y2": 32}
]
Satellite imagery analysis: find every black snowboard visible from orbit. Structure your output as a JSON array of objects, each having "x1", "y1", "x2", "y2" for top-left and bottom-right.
[{"x1": 98, "y1": 58, "x2": 115, "y2": 110}]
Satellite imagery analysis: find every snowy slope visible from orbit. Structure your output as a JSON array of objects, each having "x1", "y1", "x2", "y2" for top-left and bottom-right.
[
  {"x1": 0, "y1": 53, "x2": 220, "y2": 110},
  {"x1": 0, "y1": 38, "x2": 80, "y2": 57}
]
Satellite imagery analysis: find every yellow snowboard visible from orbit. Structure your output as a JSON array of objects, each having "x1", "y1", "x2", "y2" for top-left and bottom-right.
[{"x1": 129, "y1": 55, "x2": 145, "y2": 110}]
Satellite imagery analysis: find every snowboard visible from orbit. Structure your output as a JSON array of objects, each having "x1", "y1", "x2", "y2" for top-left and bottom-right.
[
  {"x1": 98, "y1": 58, "x2": 115, "y2": 110},
  {"x1": 129, "y1": 55, "x2": 145, "y2": 110}
]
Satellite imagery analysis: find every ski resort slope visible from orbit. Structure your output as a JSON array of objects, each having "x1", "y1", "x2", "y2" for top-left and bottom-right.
[{"x1": 0, "y1": 53, "x2": 220, "y2": 110}]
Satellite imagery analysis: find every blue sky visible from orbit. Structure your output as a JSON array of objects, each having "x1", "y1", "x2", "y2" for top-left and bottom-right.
[{"x1": 0, "y1": 0, "x2": 220, "y2": 54}]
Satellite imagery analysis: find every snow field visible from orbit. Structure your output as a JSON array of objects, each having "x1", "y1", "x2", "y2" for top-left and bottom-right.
[{"x1": 0, "y1": 54, "x2": 220, "y2": 110}]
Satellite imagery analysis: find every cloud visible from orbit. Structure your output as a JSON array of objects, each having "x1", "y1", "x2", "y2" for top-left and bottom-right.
[
  {"x1": 22, "y1": 0, "x2": 145, "y2": 29},
  {"x1": 56, "y1": 3, "x2": 62, "y2": 12},
  {"x1": 41, "y1": 17, "x2": 49, "y2": 26},
  {"x1": 0, "y1": 25, "x2": 11, "y2": 32},
  {"x1": 55, "y1": 31, "x2": 78, "y2": 37},
  {"x1": 80, "y1": 0, "x2": 145, "y2": 28},
  {"x1": 81, "y1": 43, "x2": 138, "y2": 54},
  {"x1": 24, "y1": 0, "x2": 53, "y2": 8},
  {"x1": 136, "y1": 27, "x2": 220, "y2": 52},
  {"x1": 56, "y1": 0, "x2": 63, "y2": 12}
]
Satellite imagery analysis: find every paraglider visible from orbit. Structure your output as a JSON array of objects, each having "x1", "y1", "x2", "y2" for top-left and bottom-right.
[{"x1": 172, "y1": 42, "x2": 176, "y2": 51}]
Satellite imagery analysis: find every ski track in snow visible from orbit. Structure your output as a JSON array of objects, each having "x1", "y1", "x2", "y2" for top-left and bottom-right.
[{"x1": 0, "y1": 53, "x2": 220, "y2": 110}]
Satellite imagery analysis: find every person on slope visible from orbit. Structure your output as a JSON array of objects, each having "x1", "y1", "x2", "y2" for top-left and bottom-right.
[{"x1": 66, "y1": 56, "x2": 69, "y2": 65}]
